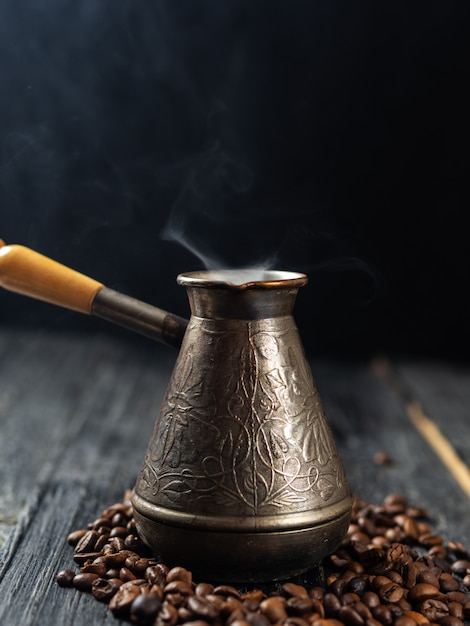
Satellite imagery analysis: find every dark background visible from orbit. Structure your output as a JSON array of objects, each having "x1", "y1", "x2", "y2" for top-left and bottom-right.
[{"x1": 1, "y1": 1, "x2": 469, "y2": 360}]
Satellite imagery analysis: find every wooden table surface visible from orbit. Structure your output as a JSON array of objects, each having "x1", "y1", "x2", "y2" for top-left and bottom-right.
[{"x1": 1, "y1": 329, "x2": 469, "y2": 624}]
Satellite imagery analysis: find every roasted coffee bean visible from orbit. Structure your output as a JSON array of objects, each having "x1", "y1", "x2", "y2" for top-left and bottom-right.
[
  {"x1": 328, "y1": 577, "x2": 345, "y2": 597},
  {"x1": 342, "y1": 571, "x2": 360, "y2": 587},
  {"x1": 416, "y1": 569, "x2": 440, "y2": 587},
  {"x1": 282, "y1": 582, "x2": 309, "y2": 598},
  {"x1": 242, "y1": 589, "x2": 263, "y2": 612},
  {"x1": 111, "y1": 512, "x2": 128, "y2": 527},
  {"x1": 124, "y1": 534, "x2": 145, "y2": 551},
  {"x1": 359, "y1": 549, "x2": 386, "y2": 569},
  {"x1": 56, "y1": 569, "x2": 76, "y2": 587},
  {"x1": 371, "y1": 575, "x2": 393, "y2": 591},
  {"x1": 155, "y1": 601, "x2": 179, "y2": 626},
  {"x1": 184, "y1": 595, "x2": 223, "y2": 620},
  {"x1": 451, "y1": 559, "x2": 470, "y2": 577},
  {"x1": 110, "y1": 525, "x2": 128, "y2": 538},
  {"x1": 323, "y1": 592, "x2": 342, "y2": 617},
  {"x1": 418, "y1": 598, "x2": 450, "y2": 621},
  {"x1": 446, "y1": 591, "x2": 470, "y2": 605},
  {"x1": 448, "y1": 601, "x2": 465, "y2": 619},
  {"x1": 378, "y1": 581, "x2": 404, "y2": 603},
  {"x1": 146, "y1": 565, "x2": 167, "y2": 587},
  {"x1": 353, "y1": 601, "x2": 372, "y2": 622},
  {"x1": 120, "y1": 567, "x2": 137, "y2": 582},
  {"x1": 440, "y1": 572, "x2": 461, "y2": 592},
  {"x1": 109, "y1": 582, "x2": 142, "y2": 617},
  {"x1": 108, "y1": 536, "x2": 127, "y2": 552},
  {"x1": 385, "y1": 602, "x2": 403, "y2": 619},
  {"x1": 429, "y1": 545, "x2": 449, "y2": 560},
  {"x1": 75, "y1": 530, "x2": 100, "y2": 554},
  {"x1": 384, "y1": 494, "x2": 408, "y2": 514},
  {"x1": 105, "y1": 567, "x2": 120, "y2": 579},
  {"x1": 463, "y1": 573, "x2": 470, "y2": 589},
  {"x1": 447, "y1": 541, "x2": 469, "y2": 558},
  {"x1": 212, "y1": 585, "x2": 241, "y2": 599},
  {"x1": 340, "y1": 592, "x2": 359, "y2": 606},
  {"x1": 338, "y1": 605, "x2": 365, "y2": 626},
  {"x1": 245, "y1": 612, "x2": 271, "y2": 626},
  {"x1": 195, "y1": 582, "x2": 214, "y2": 597},
  {"x1": 371, "y1": 603, "x2": 393, "y2": 625},
  {"x1": 385, "y1": 570, "x2": 403, "y2": 585},
  {"x1": 309, "y1": 586, "x2": 326, "y2": 601},
  {"x1": 130, "y1": 592, "x2": 162, "y2": 622},
  {"x1": 203, "y1": 593, "x2": 225, "y2": 613},
  {"x1": 91, "y1": 577, "x2": 121, "y2": 602},
  {"x1": 419, "y1": 532, "x2": 444, "y2": 547},
  {"x1": 402, "y1": 517, "x2": 420, "y2": 541},
  {"x1": 330, "y1": 553, "x2": 351, "y2": 569},
  {"x1": 108, "y1": 550, "x2": 135, "y2": 566},
  {"x1": 362, "y1": 591, "x2": 381, "y2": 609},
  {"x1": 66, "y1": 529, "x2": 87, "y2": 546},
  {"x1": 166, "y1": 566, "x2": 193, "y2": 584},
  {"x1": 347, "y1": 576, "x2": 369, "y2": 596},
  {"x1": 72, "y1": 572, "x2": 99, "y2": 591},
  {"x1": 407, "y1": 582, "x2": 441, "y2": 604},
  {"x1": 403, "y1": 562, "x2": 418, "y2": 588},
  {"x1": 72, "y1": 550, "x2": 101, "y2": 566},
  {"x1": 125, "y1": 555, "x2": 149, "y2": 574},
  {"x1": 81, "y1": 561, "x2": 107, "y2": 577},
  {"x1": 89, "y1": 515, "x2": 111, "y2": 528},
  {"x1": 212, "y1": 594, "x2": 240, "y2": 618},
  {"x1": 286, "y1": 595, "x2": 313, "y2": 614},
  {"x1": 164, "y1": 580, "x2": 193, "y2": 596}
]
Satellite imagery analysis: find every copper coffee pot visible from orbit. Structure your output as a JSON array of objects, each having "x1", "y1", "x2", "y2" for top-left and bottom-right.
[{"x1": 0, "y1": 240, "x2": 353, "y2": 582}]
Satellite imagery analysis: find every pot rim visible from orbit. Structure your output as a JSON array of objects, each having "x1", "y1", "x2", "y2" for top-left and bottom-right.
[{"x1": 177, "y1": 269, "x2": 308, "y2": 290}]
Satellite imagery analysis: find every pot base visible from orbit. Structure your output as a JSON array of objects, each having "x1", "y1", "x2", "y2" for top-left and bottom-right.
[{"x1": 132, "y1": 505, "x2": 351, "y2": 583}]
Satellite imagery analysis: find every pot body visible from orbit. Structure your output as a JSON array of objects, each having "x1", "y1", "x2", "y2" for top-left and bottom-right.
[{"x1": 132, "y1": 271, "x2": 352, "y2": 582}]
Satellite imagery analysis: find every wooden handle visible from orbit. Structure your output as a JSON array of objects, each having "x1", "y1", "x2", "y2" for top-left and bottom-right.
[{"x1": 0, "y1": 242, "x2": 104, "y2": 314}]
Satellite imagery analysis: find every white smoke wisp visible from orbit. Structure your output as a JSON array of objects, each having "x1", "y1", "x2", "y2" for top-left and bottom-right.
[{"x1": 159, "y1": 141, "x2": 278, "y2": 274}]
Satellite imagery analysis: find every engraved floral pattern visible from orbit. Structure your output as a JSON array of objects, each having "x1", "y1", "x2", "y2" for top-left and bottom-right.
[{"x1": 136, "y1": 317, "x2": 348, "y2": 518}]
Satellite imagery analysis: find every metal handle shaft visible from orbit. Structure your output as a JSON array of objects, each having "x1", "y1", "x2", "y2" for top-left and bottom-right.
[{"x1": 92, "y1": 288, "x2": 187, "y2": 348}]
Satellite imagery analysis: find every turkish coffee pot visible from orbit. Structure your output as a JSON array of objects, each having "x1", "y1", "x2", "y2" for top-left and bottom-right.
[{"x1": 0, "y1": 240, "x2": 353, "y2": 582}]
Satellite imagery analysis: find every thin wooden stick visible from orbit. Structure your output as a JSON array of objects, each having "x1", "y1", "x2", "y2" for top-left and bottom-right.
[
  {"x1": 373, "y1": 356, "x2": 470, "y2": 499},
  {"x1": 406, "y1": 400, "x2": 470, "y2": 499}
]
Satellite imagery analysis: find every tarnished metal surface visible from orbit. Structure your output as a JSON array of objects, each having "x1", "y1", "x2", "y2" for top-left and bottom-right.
[{"x1": 132, "y1": 270, "x2": 353, "y2": 582}]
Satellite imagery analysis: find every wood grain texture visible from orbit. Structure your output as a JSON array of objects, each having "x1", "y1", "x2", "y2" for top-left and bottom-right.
[
  {"x1": 0, "y1": 244, "x2": 104, "y2": 313},
  {"x1": 0, "y1": 330, "x2": 469, "y2": 624}
]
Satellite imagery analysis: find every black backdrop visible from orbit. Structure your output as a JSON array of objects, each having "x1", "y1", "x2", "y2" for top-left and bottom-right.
[{"x1": 1, "y1": 1, "x2": 469, "y2": 360}]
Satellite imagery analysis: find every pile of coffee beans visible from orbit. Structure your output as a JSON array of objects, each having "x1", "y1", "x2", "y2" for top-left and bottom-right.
[{"x1": 56, "y1": 491, "x2": 470, "y2": 626}]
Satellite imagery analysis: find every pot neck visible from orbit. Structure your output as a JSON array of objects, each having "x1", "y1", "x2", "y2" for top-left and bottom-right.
[{"x1": 177, "y1": 270, "x2": 308, "y2": 321}]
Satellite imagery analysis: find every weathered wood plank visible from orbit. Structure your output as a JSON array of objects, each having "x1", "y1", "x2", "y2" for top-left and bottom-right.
[
  {"x1": 392, "y1": 358, "x2": 470, "y2": 466},
  {"x1": 0, "y1": 331, "x2": 174, "y2": 575},
  {"x1": 311, "y1": 358, "x2": 470, "y2": 545},
  {"x1": 1, "y1": 332, "x2": 469, "y2": 624},
  {"x1": 0, "y1": 482, "x2": 127, "y2": 624}
]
